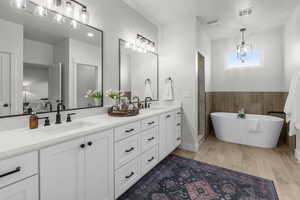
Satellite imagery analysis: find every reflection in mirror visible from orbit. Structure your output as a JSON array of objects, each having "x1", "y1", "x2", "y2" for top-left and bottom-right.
[
  {"x1": 0, "y1": 0, "x2": 103, "y2": 117},
  {"x1": 119, "y1": 39, "x2": 158, "y2": 102}
]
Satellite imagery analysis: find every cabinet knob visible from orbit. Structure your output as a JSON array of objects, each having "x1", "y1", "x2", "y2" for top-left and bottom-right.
[
  {"x1": 166, "y1": 115, "x2": 171, "y2": 118},
  {"x1": 87, "y1": 141, "x2": 93, "y2": 146},
  {"x1": 80, "y1": 144, "x2": 86, "y2": 149}
]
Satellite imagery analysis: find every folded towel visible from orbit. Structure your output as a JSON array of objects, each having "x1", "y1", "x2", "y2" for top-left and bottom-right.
[
  {"x1": 144, "y1": 82, "x2": 153, "y2": 99},
  {"x1": 163, "y1": 80, "x2": 174, "y2": 101},
  {"x1": 249, "y1": 119, "x2": 260, "y2": 133},
  {"x1": 284, "y1": 72, "x2": 300, "y2": 136}
]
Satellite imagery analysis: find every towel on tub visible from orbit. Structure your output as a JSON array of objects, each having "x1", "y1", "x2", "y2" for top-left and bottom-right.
[
  {"x1": 249, "y1": 119, "x2": 260, "y2": 133},
  {"x1": 284, "y1": 72, "x2": 300, "y2": 136}
]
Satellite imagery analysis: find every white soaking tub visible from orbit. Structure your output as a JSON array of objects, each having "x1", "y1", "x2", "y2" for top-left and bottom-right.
[{"x1": 210, "y1": 112, "x2": 284, "y2": 148}]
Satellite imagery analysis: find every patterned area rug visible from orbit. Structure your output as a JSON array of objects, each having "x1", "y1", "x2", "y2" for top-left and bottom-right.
[{"x1": 118, "y1": 155, "x2": 278, "y2": 200}]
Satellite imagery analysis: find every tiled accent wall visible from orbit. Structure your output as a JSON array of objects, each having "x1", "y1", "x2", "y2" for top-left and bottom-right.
[{"x1": 205, "y1": 92, "x2": 295, "y2": 149}]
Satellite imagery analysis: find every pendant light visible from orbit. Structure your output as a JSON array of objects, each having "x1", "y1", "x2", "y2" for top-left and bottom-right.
[{"x1": 237, "y1": 28, "x2": 252, "y2": 63}]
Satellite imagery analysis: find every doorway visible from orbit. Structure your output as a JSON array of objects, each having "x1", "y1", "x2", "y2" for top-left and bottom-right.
[{"x1": 197, "y1": 52, "x2": 206, "y2": 139}]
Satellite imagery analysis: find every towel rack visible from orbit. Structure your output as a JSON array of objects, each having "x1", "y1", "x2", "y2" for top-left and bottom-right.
[{"x1": 145, "y1": 78, "x2": 151, "y2": 85}]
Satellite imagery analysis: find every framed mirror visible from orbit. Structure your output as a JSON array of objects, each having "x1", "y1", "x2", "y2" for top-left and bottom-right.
[
  {"x1": 119, "y1": 39, "x2": 159, "y2": 102},
  {"x1": 0, "y1": 0, "x2": 103, "y2": 118}
]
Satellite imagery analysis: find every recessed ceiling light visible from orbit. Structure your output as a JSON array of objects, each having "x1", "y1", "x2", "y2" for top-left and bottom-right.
[{"x1": 87, "y1": 32, "x2": 94, "y2": 37}]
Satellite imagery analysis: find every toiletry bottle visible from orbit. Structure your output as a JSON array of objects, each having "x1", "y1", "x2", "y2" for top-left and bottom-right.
[{"x1": 29, "y1": 112, "x2": 39, "y2": 129}]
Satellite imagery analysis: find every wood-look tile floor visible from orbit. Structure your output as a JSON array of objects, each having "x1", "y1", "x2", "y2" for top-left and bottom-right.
[{"x1": 174, "y1": 136, "x2": 300, "y2": 200}]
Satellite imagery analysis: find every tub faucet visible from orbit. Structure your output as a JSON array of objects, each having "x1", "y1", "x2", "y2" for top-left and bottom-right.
[{"x1": 238, "y1": 108, "x2": 246, "y2": 119}]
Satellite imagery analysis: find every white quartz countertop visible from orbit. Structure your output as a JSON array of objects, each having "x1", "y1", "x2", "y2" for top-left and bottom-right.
[{"x1": 0, "y1": 105, "x2": 181, "y2": 160}]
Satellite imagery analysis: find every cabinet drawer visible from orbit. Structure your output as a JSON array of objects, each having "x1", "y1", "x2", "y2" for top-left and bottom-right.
[
  {"x1": 141, "y1": 116, "x2": 159, "y2": 130},
  {"x1": 115, "y1": 158, "x2": 140, "y2": 198},
  {"x1": 140, "y1": 127, "x2": 158, "y2": 153},
  {"x1": 141, "y1": 145, "x2": 158, "y2": 176},
  {"x1": 115, "y1": 135, "x2": 140, "y2": 169},
  {"x1": 0, "y1": 152, "x2": 38, "y2": 188},
  {"x1": 0, "y1": 175, "x2": 39, "y2": 200},
  {"x1": 114, "y1": 122, "x2": 141, "y2": 141}
]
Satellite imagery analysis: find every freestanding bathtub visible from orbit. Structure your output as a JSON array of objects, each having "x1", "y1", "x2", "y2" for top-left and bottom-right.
[{"x1": 211, "y1": 112, "x2": 284, "y2": 148}]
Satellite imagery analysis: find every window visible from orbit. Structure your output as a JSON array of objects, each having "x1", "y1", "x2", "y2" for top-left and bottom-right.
[{"x1": 227, "y1": 49, "x2": 262, "y2": 69}]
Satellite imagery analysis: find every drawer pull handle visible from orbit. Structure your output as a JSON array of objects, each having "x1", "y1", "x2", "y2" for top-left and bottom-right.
[
  {"x1": 177, "y1": 123, "x2": 181, "y2": 126},
  {"x1": 125, "y1": 172, "x2": 135, "y2": 179},
  {"x1": 87, "y1": 141, "x2": 93, "y2": 146},
  {"x1": 177, "y1": 137, "x2": 181, "y2": 141},
  {"x1": 166, "y1": 115, "x2": 171, "y2": 118},
  {"x1": 80, "y1": 144, "x2": 86, "y2": 149},
  {"x1": 148, "y1": 157, "x2": 154, "y2": 162},
  {"x1": 177, "y1": 112, "x2": 181, "y2": 115},
  {"x1": 0, "y1": 167, "x2": 21, "y2": 178},
  {"x1": 125, "y1": 147, "x2": 135, "y2": 153},
  {"x1": 147, "y1": 137, "x2": 155, "y2": 141},
  {"x1": 147, "y1": 121, "x2": 155, "y2": 125},
  {"x1": 125, "y1": 128, "x2": 135, "y2": 133}
]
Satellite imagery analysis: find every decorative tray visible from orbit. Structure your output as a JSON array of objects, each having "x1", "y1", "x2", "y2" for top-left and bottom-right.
[{"x1": 107, "y1": 107, "x2": 139, "y2": 117}]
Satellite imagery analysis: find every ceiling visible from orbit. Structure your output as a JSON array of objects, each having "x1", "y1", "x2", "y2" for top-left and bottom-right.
[{"x1": 123, "y1": 0, "x2": 300, "y2": 39}]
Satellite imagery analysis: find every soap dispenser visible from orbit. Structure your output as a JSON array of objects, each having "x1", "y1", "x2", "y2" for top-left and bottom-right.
[{"x1": 29, "y1": 112, "x2": 39, "y2": 129}]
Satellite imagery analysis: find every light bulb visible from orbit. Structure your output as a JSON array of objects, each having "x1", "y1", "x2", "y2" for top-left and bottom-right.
[
  {"x1": 65, "y1": 1, "x2": 73, "y2": 16},
  {"x1": 34, "y1": 5, "x2": 47, "y2": 17},
  {"x1": 54, "y1": 13, "x2": 65, "y2": 24},
  {"x1": 80, "y1": 8, "x2": 89, "y2": 24},
  {"x1": 87, "y1": 32, "x2": 94, "y2": 37},
  {"x1": 10, "y1": 0, "x2": 27, "y2": 10},
  {"x1": 70, "y1": 20, "x2": 79, "y2": 29},
  {"x1": 46, "y1": 0, "x2": 54, "y2": 9}
]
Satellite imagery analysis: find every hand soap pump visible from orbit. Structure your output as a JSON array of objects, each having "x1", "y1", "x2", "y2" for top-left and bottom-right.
[{"x1": 29, "y1": 112, "x2": 39, "y2": 129}]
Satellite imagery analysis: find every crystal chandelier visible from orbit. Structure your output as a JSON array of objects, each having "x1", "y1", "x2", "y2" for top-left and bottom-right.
[{"x1": 237, "y1": 28, "x2": 252, "y2": 63}]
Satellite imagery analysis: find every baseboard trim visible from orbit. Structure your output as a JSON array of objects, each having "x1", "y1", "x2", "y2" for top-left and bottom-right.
[{"x1": 295, "y1": 149, "x2": 300, "y2": 162}]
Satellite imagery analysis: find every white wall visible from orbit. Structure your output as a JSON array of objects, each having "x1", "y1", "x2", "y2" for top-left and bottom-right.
[
  {"x1": 197, "y1": 22, "x2": 212, "y2": 92},
  {"x1": 211, "y1": 26, "x2": 284, "y2": 92},
  {"x1": 284, "y1": 4, "x2": 300, "y2": 91},
  {"x1": 159, "y1": 17, "x2": 199, "y2": 152},
  {"x1": 24, "y1": 39, "x2": 54, "y2": 66},
  {"x1": 82, "y1": 0, "x2": 158, "y2": 104}
]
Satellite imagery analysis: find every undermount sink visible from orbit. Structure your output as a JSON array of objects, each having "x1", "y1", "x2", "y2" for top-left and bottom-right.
[{"x1": 39, "y1": 121, "x2": 96, "y2": 134}]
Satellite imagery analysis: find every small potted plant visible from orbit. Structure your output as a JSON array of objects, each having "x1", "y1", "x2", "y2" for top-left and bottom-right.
[
  {"x1": 105, "y1": 89, "x2": 125, "y2": 106},
  {"x1": 85, "y1": 90, "x2": 103, "y2": 106}
]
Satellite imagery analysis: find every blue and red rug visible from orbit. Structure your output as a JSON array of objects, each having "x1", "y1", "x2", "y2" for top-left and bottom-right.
[{"x1": 118, "y1": 155, "x2": 278, "y2": 200}]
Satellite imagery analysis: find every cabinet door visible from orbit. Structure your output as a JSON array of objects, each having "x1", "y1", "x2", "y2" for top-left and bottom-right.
[
  {"x1": 159, "y1": 112, "x2": 176, "y2": 160},
  {"x1": 0, "y1": 176, "x2": 38, "y2": 200},
  {"x1": 85, "y1": 130, "x2": 114, "y2": 200},
  {"x1": 40, "y1": 138, "x2": 85, "y2": 200}
]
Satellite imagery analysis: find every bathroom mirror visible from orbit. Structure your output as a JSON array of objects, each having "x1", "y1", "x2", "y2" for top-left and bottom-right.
[
  {"x1": 0, "y1": 0, "x2": 103, "y2": 118},
  {"x1": 119, "y1": 39, "x2": 159, "y2": 102}
]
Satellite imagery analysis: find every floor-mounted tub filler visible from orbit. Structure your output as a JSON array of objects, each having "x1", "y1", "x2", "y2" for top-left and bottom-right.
[{"x1": 211, "y1": 112, "x2": 284, "y2": 148}]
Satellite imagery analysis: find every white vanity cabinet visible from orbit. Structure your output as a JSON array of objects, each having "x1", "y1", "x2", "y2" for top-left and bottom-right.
[
  {"x1": 159, "y1": 109, "x2": 182, "y2": 161},
  {"x1": 40, "y1": 129, "x2": 114, "y2": 200}
]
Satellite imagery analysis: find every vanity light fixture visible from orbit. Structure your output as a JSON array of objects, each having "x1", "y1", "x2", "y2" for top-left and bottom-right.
[
  {"x1": 10, "y1": 0, "x2": 89, "y2": 28},
  {"x1": 10, "y1": 0, "x2": 27, "y2": 10},
  {"x1": 125, "y1": 34, "x2": 156, "y2": 53}
]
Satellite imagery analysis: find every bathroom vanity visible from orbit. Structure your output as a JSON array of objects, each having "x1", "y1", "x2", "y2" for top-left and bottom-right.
[{"x1": 0, "y1": 105, "x2": 182, "y2": 200}]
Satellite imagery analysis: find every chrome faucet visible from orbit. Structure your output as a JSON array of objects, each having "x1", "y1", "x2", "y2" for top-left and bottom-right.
[
  {"x1": 132, "y1": 96, "x2": 140, "y2": 108},
  {"x1": 144, "y1": 97, "x2": 152, "y2": 109},
  {"x1": 55, "y1": 101, "x2": 66, "y2": 124}
]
